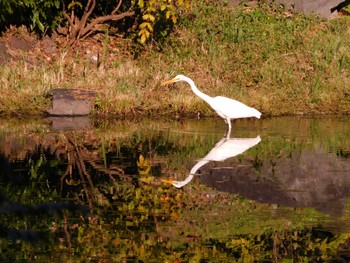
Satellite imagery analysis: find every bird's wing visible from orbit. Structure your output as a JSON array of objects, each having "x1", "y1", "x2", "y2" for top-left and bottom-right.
[
  {"x1": 203, "y1": 136, "x2": 261, "y2": 161},
  {"x1": 211, "y1": 96, "x2": 261, "y2": 119}
]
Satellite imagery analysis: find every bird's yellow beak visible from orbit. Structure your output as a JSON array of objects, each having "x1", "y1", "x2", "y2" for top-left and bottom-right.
[
  {"x1": 161, "y1": 178, "x2": 175, "y2": 185},
  {"x1": 161, "y1": 78, "x2": 177, "y2": 86}
]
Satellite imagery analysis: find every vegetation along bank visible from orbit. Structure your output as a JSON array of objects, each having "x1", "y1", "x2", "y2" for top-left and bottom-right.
[{"x1": 0, "y1": 1, "x2": 350, "y2": 117}]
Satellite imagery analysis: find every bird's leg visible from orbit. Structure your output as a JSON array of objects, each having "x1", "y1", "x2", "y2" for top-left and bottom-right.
[{"x1": 226, "y1": 119, "x2": 232, "y2": 139}]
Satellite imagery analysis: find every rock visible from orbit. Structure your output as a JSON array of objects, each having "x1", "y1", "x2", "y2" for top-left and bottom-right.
[
  {"x1": 271, "y1": 0, "x2": 346, "y2": 18},
  {"x1": 48, "y1": 116, "x2": 92, "y2": 131},
  {"x1": 0, "y1": 41, "x2": 11, "y2": 64},
  {"x1": 9, "y1": 35, "x2": 33, "y2": 51},
  {"x1": 228, "y1": 0, "x2": 347, "y2": 19},
  {"x1": 46, "y1": 88, "x2": 96, "y2": 116},
  {"x1": 41, "y1": 35, "x2": 58, "y2": 55}
]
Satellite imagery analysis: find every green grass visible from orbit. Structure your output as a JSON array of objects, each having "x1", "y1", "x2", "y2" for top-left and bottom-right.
[
  {"x1": 160, "y1": 1, "x2": 350, "y2": 116},
  {"x1": 0, "y1": 1, "x2": 350, "y2": 117}
]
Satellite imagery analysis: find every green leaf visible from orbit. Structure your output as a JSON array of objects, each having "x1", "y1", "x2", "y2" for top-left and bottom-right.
[{"x1": 128, "y1": 201, "x2": 135, "y2": 210}]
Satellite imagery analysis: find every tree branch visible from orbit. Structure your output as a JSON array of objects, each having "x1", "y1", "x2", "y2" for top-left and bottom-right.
[
  {"x1": 63, "y1": 0, "x2": 135, "y2": 46},
  {"x1": 80, "y1": 11, "x2": 135, "y2": 39},
  {"x1": 62, "y1": 2, "x2": 75, "y2": 39},
  {"x1": 111, "y1": 0, "x2": 123, "y2": 15},
  {"x1": 84, "y1": 0, "x2": 93, "y2": 13},
  {"x1": 62, "y1": 11, "x2": 74, "y2": 30},
  {"x1": 77, "y1": 0, "x2": 96, "y2": 40}
]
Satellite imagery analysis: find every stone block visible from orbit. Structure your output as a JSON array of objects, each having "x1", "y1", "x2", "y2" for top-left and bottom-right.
[{"x1": 46, "y1": 88, "x2": 96, "y2": 116}]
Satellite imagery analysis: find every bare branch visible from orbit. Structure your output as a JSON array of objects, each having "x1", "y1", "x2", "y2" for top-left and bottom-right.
[
  {"x1": 62, "y1": 11, "x2": 74, "y2": 30},
  {"x1": 80, "y1": 11, "x2": 135, "y2": 38},
  {"x1": 80, "y1": 30, "x2": 95, "y2": 42},
  {"x1": 111, "y1": 0, "x2": 123, "y2": 15},
  {"x1": 62, "y1": 2, "x2": 75, "y2": 40},
  {"x1": 63, "y1": 0, "x2": 135, "y2": 46},
  {"x1": 77, "y1": 0, "x2": 96, "y2": 40},
  {"x1": 84, "y1": 0, "x2": 93, "y2": 15}
]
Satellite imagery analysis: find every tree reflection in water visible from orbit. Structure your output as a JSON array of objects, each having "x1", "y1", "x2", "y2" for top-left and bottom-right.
[{"x1": 0, "y1": 117, "x2": 349, "y2": 261}]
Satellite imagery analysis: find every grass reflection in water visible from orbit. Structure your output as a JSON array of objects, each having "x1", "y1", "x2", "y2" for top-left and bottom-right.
[{"x1": 0, "y1": 117, "x2": 350, "y2": 261}]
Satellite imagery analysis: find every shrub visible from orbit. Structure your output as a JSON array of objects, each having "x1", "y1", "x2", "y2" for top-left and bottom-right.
[{"x1": 0, "y1": 0, "x2": 191, "y2": 45}]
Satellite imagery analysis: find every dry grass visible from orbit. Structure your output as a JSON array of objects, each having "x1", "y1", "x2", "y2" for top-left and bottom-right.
[{"x1": 1, "y1": 1, "x2": 350, "y2": 117}]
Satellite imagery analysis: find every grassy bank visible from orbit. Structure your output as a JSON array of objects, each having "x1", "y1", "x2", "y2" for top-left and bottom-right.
[{"x1": 1, "y1": 1, "x2": 350, "y2": 117}]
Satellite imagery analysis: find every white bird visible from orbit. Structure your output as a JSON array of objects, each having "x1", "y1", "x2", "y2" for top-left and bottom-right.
[
  {"x1": 162, "y1": 135, "x2": 261, "y2": 188},
  {"x1": 162, "y1": 159, "x2": 209, "y2": 189},
  {"x1": 161, "y1": 75, "x2": 261, "y2": 133}
]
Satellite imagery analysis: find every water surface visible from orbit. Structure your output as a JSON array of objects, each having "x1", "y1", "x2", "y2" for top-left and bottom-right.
[{"x1": 0, "y1": 116, "x2": 350, "y2": 261}]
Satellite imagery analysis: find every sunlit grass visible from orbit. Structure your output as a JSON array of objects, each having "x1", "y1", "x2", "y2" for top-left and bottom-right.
[
  {"x1": 0, "y1": 1, "x2": 350, "y2": 116},
  {"x1": 164, "y1": 1, "x2": 350, "y2": 116},
  {"x1": 0, "y1": 62, "x2": 51, "y2": 115}
]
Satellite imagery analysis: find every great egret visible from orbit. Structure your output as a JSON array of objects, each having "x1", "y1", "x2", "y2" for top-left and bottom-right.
[
  {"x1": 161, "y1": 75, "x2": 261, "y2": 133},
  {"x1": 162, "y1": 135, "x2": 261, "y2": 188},
  {"x1": 162, "y1": 159, "x2": 209, "y2": 188}
]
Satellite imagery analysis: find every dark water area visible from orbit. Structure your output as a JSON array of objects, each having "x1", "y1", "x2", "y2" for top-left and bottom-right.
[{"x1": 0, "y1": 116, "x2": 350, "y2": 261}]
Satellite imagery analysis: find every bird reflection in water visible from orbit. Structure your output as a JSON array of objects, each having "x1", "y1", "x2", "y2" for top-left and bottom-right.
[{"x1": 162, "y1": 134, "x2": 261, "y2": 188}]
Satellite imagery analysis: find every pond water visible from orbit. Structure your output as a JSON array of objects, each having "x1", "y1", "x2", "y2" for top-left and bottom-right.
[{"x1": 0, "y1": 116, "x2": 350, "y2": 262}]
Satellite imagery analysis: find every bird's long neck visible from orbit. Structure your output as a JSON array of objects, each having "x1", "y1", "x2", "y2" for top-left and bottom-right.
[
  {"x1": 190, "y1": 159, "x2": 209, "y2": 175},
  {"x1": 174, "y1": 159, "x2": 209, "y2": 188},
  {"x1": 184, "y1": 77, "x2": 212, "y2": 104}
]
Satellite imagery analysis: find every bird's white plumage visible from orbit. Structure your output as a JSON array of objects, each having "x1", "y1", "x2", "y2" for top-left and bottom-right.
[
  {"x1": 161, "y1": 74, "x2": 261, "y2": 132},
  {"x1": 210, "y1": 96, "x2": 261, "y2": 120},
  {"x1": 162, "y1": 135, "x2": 261, "y2": 188}
]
